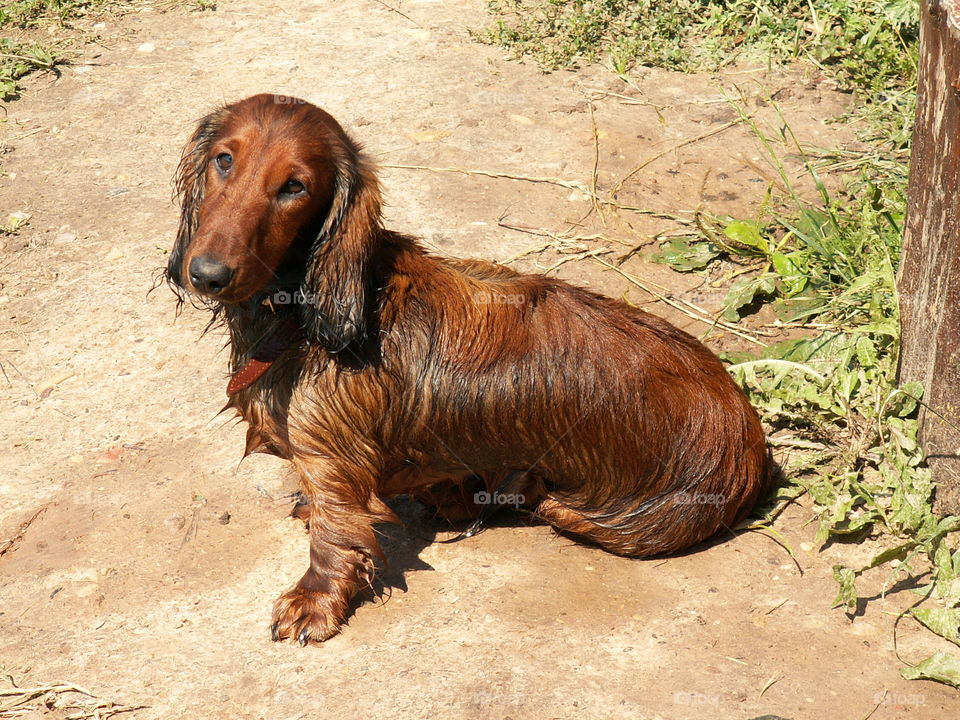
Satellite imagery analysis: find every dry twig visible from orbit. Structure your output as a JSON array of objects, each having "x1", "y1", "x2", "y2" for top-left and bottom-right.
[
  {"x1": 591, "y1": 257, "x2": 767, "y2": 346},
  {"x1": 0, "y1": 506, "x2": 47, "y2": 558}
]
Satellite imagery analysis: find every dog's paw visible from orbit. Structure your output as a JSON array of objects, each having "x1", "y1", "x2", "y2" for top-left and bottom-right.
[{"x1": 271, "y1": 587, "x2": 345, "y2": 645}]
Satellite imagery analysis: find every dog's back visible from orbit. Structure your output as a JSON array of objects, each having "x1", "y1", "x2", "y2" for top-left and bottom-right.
[{"x1": 375, "y1": 238, "x2": 768, "y2": 556}]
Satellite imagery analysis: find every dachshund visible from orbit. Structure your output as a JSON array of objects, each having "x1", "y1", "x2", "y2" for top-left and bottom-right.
[{"x1": 166, "y1": 93, "x2": 769, "y2": 645}]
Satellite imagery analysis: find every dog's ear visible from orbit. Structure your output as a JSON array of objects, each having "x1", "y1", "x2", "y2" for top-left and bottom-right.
[
  {"x1": 167, "y1": 109, "x2": 227, "y2": 289},
  {"x1": 300, "y1": 141, "x2": 382, "y2": 352}
]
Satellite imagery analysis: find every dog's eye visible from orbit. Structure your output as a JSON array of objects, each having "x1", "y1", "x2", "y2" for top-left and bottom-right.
[
  {"x1": 280, "y1": 179, "x2": 306, "y2": 196},
  {"x1": 214, "y1": 153, "x2": 233, "y2": 172}
]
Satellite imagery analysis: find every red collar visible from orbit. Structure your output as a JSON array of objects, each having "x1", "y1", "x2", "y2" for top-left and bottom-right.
[{"x1": 226, "y1": 315, "x2": 304, "y2": 396}]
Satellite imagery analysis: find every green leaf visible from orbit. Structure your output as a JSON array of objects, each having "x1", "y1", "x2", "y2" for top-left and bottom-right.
[
  {"x1": 649, "y1": 238, "x2": 720, "y2": 272},
  {"x1": 863, "y1": 540, "x2": 917, "y2": 570},
  {"x1": 839, "y1": 272, "x2": 880, "y2": 299},
  {"x1": 801, "y1": 380, "x2": 832, "y2": 410},
  {"x1": 761, "y1": 337, "x2": 815, "y2": 361},
  {"x1": 837, "y1": 369, "x2": 860, "y2": 402},
  {"x1": 722, "y1": 274, "x2": 776, "y2": 321},
  {"x1": 882, "y1": 0, "x2": 920, "y2": 28},
  {"x1": 932, "y1": 515, "x2": 960, "y2": 539},
  {"x1": 723, "y1": 219, "x2": 767, "y2": 254},
  {"x1": 910, "y1": 609, "x2": 960, "y2": 646},
  {"x1": 832, "y1": 565, "x2": 858, "y2": 610},
  {"x1": 855, "y1": 319, "x2": 899, "y2": 337},
  {"x1": 785, "y1": 208, "x2": 833, "y2": 255},
  {"x1": 888, "y1": 422, "x2": 917, "y2": 453},
  {"x1": 901, "y1": 652, "x2": 960, "y2": 687},
  {"x1": 814, "y1": 521, "x2": 831, "y2": 545},
  {"x1": 888, "y1": 381, "x2": 923, "y2": 417},
  {"x1": 771, "y1": 295, "x2": 826, "y2": 322},
  {"x1": 890, "y1": 491, "x2": 930, "y2": 531},
  {"x1": 855, "y1": 335, "x2": 878, "y2": 368},
  {"x1": 932, "y1": 543, "x2": 960, "y2": 603},
  {"x1": 771, "y1": 251, "x2": 809, "y2": 295}
]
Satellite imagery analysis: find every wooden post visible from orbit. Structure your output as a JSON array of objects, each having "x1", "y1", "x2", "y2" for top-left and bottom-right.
[{"x1": 898, "y1": 0, "x2": 960, "y2": 514}]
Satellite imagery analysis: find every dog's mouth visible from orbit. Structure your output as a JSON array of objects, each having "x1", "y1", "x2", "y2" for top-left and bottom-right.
[
  {"x1": 168, "y1": 222, "x2": 316, "y2": 306},
  {"x1": 167, "y1": 244, "x2": 311, "y2": 308},
  {"x1": 165, "y1": 255, "x2": 251, "y2": 305}
]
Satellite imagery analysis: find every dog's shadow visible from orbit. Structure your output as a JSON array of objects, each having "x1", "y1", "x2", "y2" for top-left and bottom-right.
[
  {"x1": 351, "y1": 454, "x2": 787, "y2": 617},
  {"x1": 353, "y1": 495, "x2": 541, "y2": 611},
  {"x1": 370, "y1": 495, "x2": 440, "y2": 594}
]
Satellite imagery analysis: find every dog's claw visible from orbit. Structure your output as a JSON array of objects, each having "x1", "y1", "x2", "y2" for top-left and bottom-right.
[{"x1": 272, "y1": 586, "x2": 346, "y2": 645}]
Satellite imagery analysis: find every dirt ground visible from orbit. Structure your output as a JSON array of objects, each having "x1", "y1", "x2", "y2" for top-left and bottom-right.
[{"x1": 1, "y1": 1, "x2": 958, "y2": 718}]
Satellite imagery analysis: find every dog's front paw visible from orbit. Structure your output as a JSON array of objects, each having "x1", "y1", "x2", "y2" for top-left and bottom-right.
[{"x1": 271, "y1": 586, "x2": 347, "y2": 645}]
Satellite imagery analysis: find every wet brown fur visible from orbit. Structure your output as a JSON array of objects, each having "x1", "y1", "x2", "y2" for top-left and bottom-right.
[{"x1": 166, "y1": 94, "x2": 769, "y2": 645}]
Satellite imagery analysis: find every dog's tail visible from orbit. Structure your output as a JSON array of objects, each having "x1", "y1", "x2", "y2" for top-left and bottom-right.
[{"x1": 536, "y1": 408, "x2": 770, "y2": 558}]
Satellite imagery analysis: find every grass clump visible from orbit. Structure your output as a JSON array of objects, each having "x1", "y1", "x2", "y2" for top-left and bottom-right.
[
  {"x1": 0, "y1": 1, "x2": 104, "y2": 100},
  {"x1": 0, "y1": 0, "x2": 100, "y2": 27},
  {"x1": 646, "y1": 98, "x2": 958, "y2": 685},
  {"x1": 702, "y1": 112, "x2": 960, "y2": 686},
  {"x1": 0, "y1": 2, "x2": 215, "y2": 101},
  {"x1": 482, "y1": 0, "x2": 918, "y2": 95},
  {"x1": 0, "y1": 37, "x2": 59, "y2": 100}
]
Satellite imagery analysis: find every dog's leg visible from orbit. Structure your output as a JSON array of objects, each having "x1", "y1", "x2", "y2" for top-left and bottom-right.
[
  {"x1": 271, "y1": 459, "x2": 394, "y2": 645},
  {"x1": 412, "y1": 475, "x2": 487, "y2": 523}
]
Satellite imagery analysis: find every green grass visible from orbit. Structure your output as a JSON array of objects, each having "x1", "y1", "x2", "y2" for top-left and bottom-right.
[
  {"x1": 0, "y1": 0, "x2": 100, "y2": 27},
  {"x1": 704, "y1": 112, "x2": 960, "y2": 686},
  {"x1": 483, "y1": 0, "x2": 960, "y2": 688},
  {"x1": 0, "y1": 37, "x2": 60, "y2": 100},
  {"x1": 0, "y1": 1, "x2": 104, "y2": 100},
  {"x1": 0, "y1": 1, "x2": 215, "y2": 101},
  {"x1": 482, "y1": 0, "x2": 919, "y2": 95}
]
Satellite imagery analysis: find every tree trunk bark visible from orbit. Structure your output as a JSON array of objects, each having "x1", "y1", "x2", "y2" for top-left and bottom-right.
[{"x1": 898, "y1": 0, "x2": 960, "y2": 515}]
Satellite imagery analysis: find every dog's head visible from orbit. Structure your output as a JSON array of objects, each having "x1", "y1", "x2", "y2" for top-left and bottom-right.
[{"x1": 167, "y1": 93, "x2": 382, "y2": 352}]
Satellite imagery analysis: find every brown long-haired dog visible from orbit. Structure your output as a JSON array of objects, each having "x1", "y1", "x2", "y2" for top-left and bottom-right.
[{"x1": 166, "y1": 94, "x2": 769, "y2": 645}]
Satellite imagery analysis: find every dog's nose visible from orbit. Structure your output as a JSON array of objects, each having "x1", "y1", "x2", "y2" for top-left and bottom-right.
[{"x1": 189, "y1": 255, "x2": 234, "y2": 295}]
